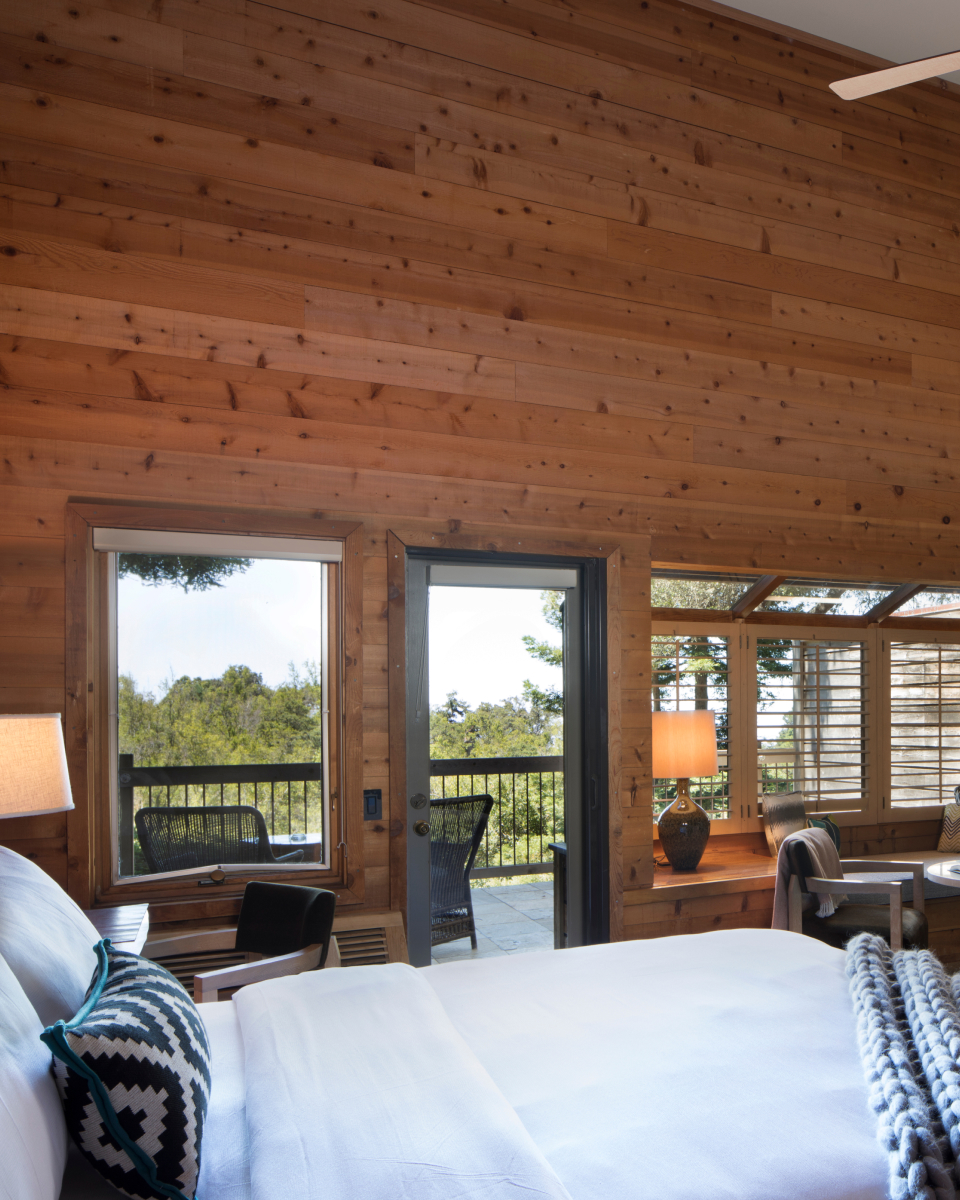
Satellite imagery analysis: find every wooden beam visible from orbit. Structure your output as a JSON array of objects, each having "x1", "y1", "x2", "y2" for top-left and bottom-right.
[
  {"x1": 866, "y1": 582, "x2": 926, "y2": 621},
  {"x1": 730, "y1": 575, "x2": 785, "y2": 617}
]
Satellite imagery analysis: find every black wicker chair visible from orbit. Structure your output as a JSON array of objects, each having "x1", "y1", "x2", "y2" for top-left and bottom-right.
[
  {"x1": 429, "y1": 794, "x2": 494, "y2": 950},
  {"x1": 135, "y1": 805, "x2": 304, "y2": 874}
]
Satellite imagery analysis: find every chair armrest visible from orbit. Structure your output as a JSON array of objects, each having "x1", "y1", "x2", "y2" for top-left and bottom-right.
[
  {"x1": 840, "y1": 859, "x2": 925, "y2": 916},
  {"x1": 195, "y1": 943, "x2": 321, "y2": 1003},
  {"x1": 808, "y1": 877, "x2": 905, "y2": 951},
  {"x1": 273, "y1": 848, "x2": 304, "y2": 863},
  {"x1": 145, "y1": 927, "x2": 238, "y2": 958},
  {"x1": 194, "y1": 936, "x2": 341, "y2": 1003}
]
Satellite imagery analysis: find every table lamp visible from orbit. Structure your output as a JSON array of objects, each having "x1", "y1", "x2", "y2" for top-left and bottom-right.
[
  {"x1": 0, "y1": 714, "x2": 75, "y2": 819},
  {"x1": 653, "y1": 710, "x2": 718, "y2": 871}
]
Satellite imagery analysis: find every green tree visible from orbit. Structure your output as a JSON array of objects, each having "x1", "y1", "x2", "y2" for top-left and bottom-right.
[
  {"x1": 521, "y1": 590, "x2": 564, "y2": 714},
  {"x1": 119, "y1": 662, "x2": 323, "y2": 767},
  {"x1": 429, "y1": 690, "x2": 559, "y2": 761},
  {"x1": 119, "y1": 553, "x2": 251, "y2": 593}
]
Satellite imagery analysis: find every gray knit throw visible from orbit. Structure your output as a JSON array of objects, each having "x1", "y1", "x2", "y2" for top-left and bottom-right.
[{"x1": 847, "y1": 934, "x2": 959, "y2": 1200}]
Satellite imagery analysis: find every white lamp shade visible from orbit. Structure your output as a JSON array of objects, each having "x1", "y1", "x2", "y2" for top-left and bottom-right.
[
  {"x1": 0, "y1": 715, "x2": 74, "y2": 819},
  {"x1": 652, "y1": 710, "x2": 718, "y2": 779}
]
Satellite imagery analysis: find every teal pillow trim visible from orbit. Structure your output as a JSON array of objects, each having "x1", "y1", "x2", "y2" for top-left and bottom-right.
[
  {"x1": 40, "y1": 938, "x2": 191, "y2": 1200},
  {"x1": 807, "y1": 815, "x2": 841, "y2": 852}
]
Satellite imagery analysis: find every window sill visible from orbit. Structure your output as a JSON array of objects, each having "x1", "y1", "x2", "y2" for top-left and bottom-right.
[{"x1": 647, "y1": 833, "x2": 776, "y2": 900}]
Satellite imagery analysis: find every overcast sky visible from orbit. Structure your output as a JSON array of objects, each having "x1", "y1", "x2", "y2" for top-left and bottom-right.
[{"x1": 118, "y1": 565, "x2": 562, "y2": 710}]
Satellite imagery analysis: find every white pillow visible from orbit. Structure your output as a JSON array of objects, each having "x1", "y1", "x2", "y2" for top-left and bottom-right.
[
  {"x1": 0, "y1": 847, "x2": 99, "y2": 1026},
  {"x1": 0, "y1": 950, "x2": 67, "y2": 1200}
]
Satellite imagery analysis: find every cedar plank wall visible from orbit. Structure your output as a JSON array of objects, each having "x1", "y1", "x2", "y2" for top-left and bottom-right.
[{"x1": 1, "y1": 0, "x2": 960, "y2": 933}]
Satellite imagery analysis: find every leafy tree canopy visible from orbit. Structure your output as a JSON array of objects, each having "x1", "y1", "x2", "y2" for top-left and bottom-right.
[
  {"x1": 520, "y1": 590, "x2": 563, "y2": 715},
  {"x1": 430, "y1": 690, "x2": 561, "y2": 760},
  {"x1": 119, "y1": 663, "x2": 322, "y2": 766},
  {"x1": 119, "y1": 553, "x2": 252, "y2": 593}
]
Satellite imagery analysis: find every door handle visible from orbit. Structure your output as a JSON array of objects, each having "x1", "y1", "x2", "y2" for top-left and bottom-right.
[{"x1": 413, "y1": 820, "x2": 429, "y2": 837}]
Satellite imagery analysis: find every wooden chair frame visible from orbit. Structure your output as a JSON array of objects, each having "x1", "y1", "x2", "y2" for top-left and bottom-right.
[
  {"x1": 145, "y1": 927, "x2": 341, "y2": 1003},
  {"x1": 787, "y1": 859, "x2": 925, "y2": 952}
]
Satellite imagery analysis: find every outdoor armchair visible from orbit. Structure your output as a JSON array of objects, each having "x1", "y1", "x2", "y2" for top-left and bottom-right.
[
  {"x1": 135, "y1": 805, "x2": 304, "y2": 874},
  {"x1": 430, "y1": 794, "x2": 494, "y2": 950}
]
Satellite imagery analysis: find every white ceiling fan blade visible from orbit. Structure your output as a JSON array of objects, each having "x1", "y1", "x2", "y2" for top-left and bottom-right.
[{"x1": 829, "y1": 50, "x2": 960, "y2": 100}]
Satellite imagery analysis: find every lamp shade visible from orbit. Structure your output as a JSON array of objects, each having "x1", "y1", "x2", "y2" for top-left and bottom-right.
[
  {"x1": 652, "y1": 710, "x2": 718, "y2": 779},
  {"x1": 0, "y1": 714, "x2": 74, "y2": 819}
]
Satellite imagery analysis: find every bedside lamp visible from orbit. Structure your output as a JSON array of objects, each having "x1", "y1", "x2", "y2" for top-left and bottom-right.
[
  {"x1": 653, "y1": 710, "x2": 718, "y2": 871},
  {"x1": 0, "y1": 714, "x2": 74, "y2": 819}
]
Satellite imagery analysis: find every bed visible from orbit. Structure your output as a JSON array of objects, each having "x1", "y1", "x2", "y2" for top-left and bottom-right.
[{"x1": 0, "y1": 844, "x2": 923, "y2": 1200}]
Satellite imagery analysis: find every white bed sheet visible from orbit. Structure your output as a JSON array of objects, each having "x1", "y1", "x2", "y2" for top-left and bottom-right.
[
  {"x1": 233, "y1": 962, "x2": 572, "y2": 1200},
  {"x1": 424, "y1": 928, "x2": 889, "y2": 1200},
  {"x1": 197, "y1": 999, "x2": 251, "y2": 1200}
]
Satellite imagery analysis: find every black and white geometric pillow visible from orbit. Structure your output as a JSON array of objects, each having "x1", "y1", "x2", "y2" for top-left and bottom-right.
[{"x1": 41, "y1": 940, "x2": 212, "y2": 1200}]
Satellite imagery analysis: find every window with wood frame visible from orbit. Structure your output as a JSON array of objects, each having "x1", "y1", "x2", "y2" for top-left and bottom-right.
[
  {"x1": 64, "y1": 505, "x2": 364, "y2": 909},
  {"x1": 98, "y1": 527, "x2": 341, "y2": 882},
  {"x1": 651, "y1": 570, "x2": 960, "y2": 833}
]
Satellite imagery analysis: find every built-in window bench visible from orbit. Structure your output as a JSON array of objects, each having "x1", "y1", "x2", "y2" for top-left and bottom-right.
[{"x1": 623, "y1": 830, "x2": 960, "y2": 966}]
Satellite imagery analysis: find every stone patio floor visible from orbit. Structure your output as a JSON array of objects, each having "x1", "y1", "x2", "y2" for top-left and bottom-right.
[{"x1": 430, "y1": 879, "x2": 555, "y2": 964}]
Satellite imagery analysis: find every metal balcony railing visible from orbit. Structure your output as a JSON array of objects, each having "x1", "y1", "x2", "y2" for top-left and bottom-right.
[
  {"x1": 117, "y1": 754, "x2": 323, "y2": 876},
  {"x1": 430, "y1": 755, "x2": 564, "y2": 877},
  {"x1": 118, "y1": 753, "x2": 565, "y2": 880}
]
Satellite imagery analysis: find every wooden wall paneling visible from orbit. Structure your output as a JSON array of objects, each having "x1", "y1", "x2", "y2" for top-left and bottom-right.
[
  {"x1": 0, "y1": 83, "x2": 605, "y2": 258},
  {"x1": 0, "y1": 285, "x2": 517, "y2": 398},
  {"x1": 0, "y1": 0, "x2": 185, "y2": 73},
  {"x1": 3, "y1": 0, "x2": 960, "y2": 937},
  {"x1": 0, "y1": 33, "x2": 417, "y2": 173},
  {"x1": 302, "y1": 285, "x2": 909, "y2": 389}
]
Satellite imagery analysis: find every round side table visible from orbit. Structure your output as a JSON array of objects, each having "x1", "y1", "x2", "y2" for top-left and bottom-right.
[{"x1": 924, "y1": 859, "x2": 960, "y2": 888}]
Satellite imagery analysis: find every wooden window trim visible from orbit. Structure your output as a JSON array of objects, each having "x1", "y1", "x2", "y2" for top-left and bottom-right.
[{"x1": 64, "y1": 502, "x2": 364, "y2": 911}]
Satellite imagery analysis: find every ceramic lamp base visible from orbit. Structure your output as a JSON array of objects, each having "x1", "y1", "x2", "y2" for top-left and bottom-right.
[{"x1": 657, "y1": 778, "x2": 710, "y2": 871}]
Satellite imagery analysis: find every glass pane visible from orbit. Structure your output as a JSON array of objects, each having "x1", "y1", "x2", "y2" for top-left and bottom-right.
[
  {"x1": 890, "y1": 642, "x2": 960, "y2": 807},
  {"x1": 756, "y1": 638, "x2": 866, "y2": 808},
  {"x1": 116, "y1": 553, "x2": 326, "y2": 877},
  {"x1": 428, "y1": 587, "x2": 564, "y2": 875},
  {"x1": 651, "y1": 634, "x2": 730, "y2": 820},
  {"x1": 895, "y1": 590, "x2": 960, "y2": 619},
  {"x1": 758, "y1": 578, "x2": 896, "y2": 615},
  {"x1": 651, "y1": 570, "x2": 758, "y2": 610}
]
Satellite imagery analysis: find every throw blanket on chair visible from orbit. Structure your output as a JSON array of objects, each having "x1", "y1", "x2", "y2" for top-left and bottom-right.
[
  {"x1": 772, "y1": 827, "x2": 848, "y2": 928},
  {"x1": 847, "y1": 933, "x2": 960, "y2": 1200}
]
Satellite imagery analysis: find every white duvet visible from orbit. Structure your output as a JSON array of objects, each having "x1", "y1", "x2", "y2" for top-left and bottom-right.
[{"x1": 197, "y1": 929, "x2": 889, "y2": 1200}]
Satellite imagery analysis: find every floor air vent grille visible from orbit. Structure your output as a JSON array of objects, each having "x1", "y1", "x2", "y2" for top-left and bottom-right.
[
  {"x1": 335, "y1": 926, "x2": 390, "y2": 966},
  {"x1": 153, "y1": 950, "x2": 247, "y2": 992}
]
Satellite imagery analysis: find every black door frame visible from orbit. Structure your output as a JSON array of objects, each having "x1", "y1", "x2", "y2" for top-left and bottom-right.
[{"x1": 404, "y1": 546, "x2": 608, "y2": 963}]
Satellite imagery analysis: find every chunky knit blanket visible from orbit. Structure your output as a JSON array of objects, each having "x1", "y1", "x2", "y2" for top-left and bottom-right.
[{"x1": 847, "y1": 934, "x2": 960, "y2": 1200}]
